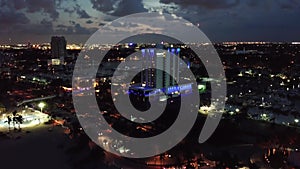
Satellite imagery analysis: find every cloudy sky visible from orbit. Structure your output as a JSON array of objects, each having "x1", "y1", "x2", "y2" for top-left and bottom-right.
[{"x1": 0, "y1": 0, "x2": 300, "y2": 43}]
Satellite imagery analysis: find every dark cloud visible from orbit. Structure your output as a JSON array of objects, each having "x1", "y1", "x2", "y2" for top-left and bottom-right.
[
  {"x1": 0, "y1": 7, "x2": 30, "y2": 26},
  {"x1": 0, "y1": 5, "x2": 30, "y2": 34},
  {"x1": 0, "y1": 0, "x2": 59, "y2": 20},
  {"x1": 75, "y1": 4, "x2": 91, "y2": 18},
  {"x1": 76, "y1": 9, "x2": 91, "y2": 18},
  {"x1": 86, "y1": 20, "x2": 94, "y2": 24},
  {"x1": 111, "y1": 0, "x2": 147, "y2": 16},
  {"x1": 1, "y1": 0, "x2": 300, "y2": 43},
  {"x1": 4, "y1": 18, "x2": 54, "y2": 35},
  {"x1": 55, "y1": 23, "x2": 97, "y2": 35},
  {"x1": 26, "y1": 0, "x2": 59, "y2": 20},
  {"x1": 2, "y1": 0, "x2": 27, "y2": 10},
  {"x1": 90, "y1": 0, "x2": 115, "y2": 12},
  {"x1": 90, "y1": 0, "x2": 147, "y2": 16},
  {"x1": 64, "y1": 8, "x2": 75, "y2": 14},
  {"x1": 40, "y1": 19, "x2": 53, "y2": 26},
  {"x1": 74, "y1": 24, "x2": 95, "y2": 34},
  {"x1": 0, "y1": 1, "x2": 56, "y2": 36},
  {"x1": 62, "y1": 3, "x2": 91, "y2": 19},
  {"x1": 57, "y1": 24, "x2": 68, "y2": 28},
  {"x1": 26, "y1": 19, "x2": 54, "y2": 34},
  {"x1": 69, "y1": 20, "x2": 76, "y2": 25},
  {"x1": 98, "y1": 22, "x2": 106, "y2": 26}
]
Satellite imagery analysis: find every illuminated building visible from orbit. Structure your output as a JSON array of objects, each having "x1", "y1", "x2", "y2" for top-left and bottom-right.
[
  {"x1": 140, "y1": 48, "x2": 156, "y2": 87},
  {"x1": 155, "y1": 48, "x2": 180, "y2": 89},
  {"x1": 51, "y1": 36, "x2": 67, "y2": 65},
  {"x1": 129, "y1": 47, "x2": 192, "y2": 99},
  {"x1": 140, "y1": 47, "x2": 180, "y2": 89}
]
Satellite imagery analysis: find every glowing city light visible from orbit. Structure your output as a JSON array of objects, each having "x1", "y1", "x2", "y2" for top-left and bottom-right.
[{"x1": 38, "y1": 102, "x2": 46, "y2": 113}]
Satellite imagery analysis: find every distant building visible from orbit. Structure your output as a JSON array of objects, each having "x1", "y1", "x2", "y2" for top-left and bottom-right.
[{"x1": 51, "y1": 36, "x2": 66, "y2": 65}]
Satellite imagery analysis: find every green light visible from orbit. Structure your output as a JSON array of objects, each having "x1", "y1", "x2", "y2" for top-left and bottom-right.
[{"x1": 198, "y1": 84, "x2": 206, "y2": 93}]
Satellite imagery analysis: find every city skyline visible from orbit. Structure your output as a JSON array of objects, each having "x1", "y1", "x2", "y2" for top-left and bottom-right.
[
  {"x1": 1, "y1": 2, "x2": 300, "y2": 169},
  {"x1": 0, "y1": 33, "x2": 300, "y2": 168},
  {"x1": 1, "y1": 0, "x2": 300, "y2": 43}
]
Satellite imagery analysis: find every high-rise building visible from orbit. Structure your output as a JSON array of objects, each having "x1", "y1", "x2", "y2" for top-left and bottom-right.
[
  {"x1": 155, "y1": 49, "x2": 180, "y2": 89},
  {"x1": 51, "y1": 36, "x2": 66, "y2": 65},
  {"x1": 140, "y1": 48, "x2": 156, "y2": 88},
  {"x1": 129, "y1": 47, "x2": 192, "y2": 99},
  {"x1": 140, "y1": 48, "x2": 180, "y2": 89}
]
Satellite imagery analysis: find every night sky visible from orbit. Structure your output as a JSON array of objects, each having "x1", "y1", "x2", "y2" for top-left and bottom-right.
[{"x1": 0, "y1": 0, "x2": 300, "y2": 43}]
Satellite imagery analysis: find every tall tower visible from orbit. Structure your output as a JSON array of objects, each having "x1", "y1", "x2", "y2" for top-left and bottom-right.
[
  {"x1": 139, "y1": 48, "x2": 181, "y2": 90},
  {"x1": 51, "y1": 36, "x2": 66, "y2": 65},
  {"x1": 155, "y1": 51, "x2": 165, "y2": 89},
  {"x1": 140, "y1": 49, "x2": 169, "y2": 89},
  {"x1": 140, "y1": 48, "x2": 156, "y2": 88},
  {"x1": 155, "y1": 48, "x2": 180, "y2": 89}
]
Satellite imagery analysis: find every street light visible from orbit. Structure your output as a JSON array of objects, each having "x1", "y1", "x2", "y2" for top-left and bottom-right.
[
  {"x1": 295, "y1": 119, "x2": 299, "y2": 123},
  {"x1": 38, "y1": 102, "x2": 46, "y2": 113}
]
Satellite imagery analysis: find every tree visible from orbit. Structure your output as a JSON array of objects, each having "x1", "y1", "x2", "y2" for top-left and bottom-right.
[
  {"x1": 16, "y1": 115, "x2": 23, "y2": 130},
  {"x1": 12, "y1": 110, "x2": 17, "y2": 116},
  {"x1": 5, "y1": 116, "x2": 12, "y2": 131},
  {"x1": 13, "y1": 115, "x2": 23, "y2": 131}
]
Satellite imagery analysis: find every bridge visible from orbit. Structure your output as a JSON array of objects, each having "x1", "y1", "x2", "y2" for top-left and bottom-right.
[{"x1": 17, "y1": 95, "x2": 56, "y2": 107}]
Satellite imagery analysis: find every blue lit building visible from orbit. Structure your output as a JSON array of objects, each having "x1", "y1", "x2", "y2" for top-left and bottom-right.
[
  {"x1": 140, "y1": 47, "x2": 180, "y2": 89},
  {"x1": 129, "y1": 47, "x2": 192, "y2": 99}
]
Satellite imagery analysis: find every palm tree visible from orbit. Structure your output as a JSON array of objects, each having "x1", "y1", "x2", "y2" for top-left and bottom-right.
[
  {"x1": 12, "y1": 116, "x2": 17, "y2": 130},
  {"x1": 16, "y1": 115, "x2": 23, "y2": 130},
  {"x1": 4, "y1": 116, "x2": 12, "y2": 131},
  {"x1": 12, "y1": 114, "x2": 23, "y2": 131},
  {"x1": 12, "y1": 110, "x2": 17, "y2": 116}
]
